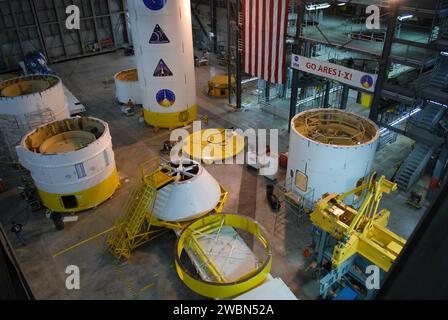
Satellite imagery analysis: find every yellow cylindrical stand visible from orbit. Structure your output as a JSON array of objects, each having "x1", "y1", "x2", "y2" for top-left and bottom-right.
[
  {"x1": 182, "y1": 128, "x2": 245, "y2": 164},
  {"x1": 361, "y1": 93, "x2": 374, "y2": 108},
  {"x1": 175, "y1": 214, "x2": 272, "y2": 299},
  {"x1": 208, "y1": 75, "x2": 236, "y2": 97},
  {"x1": 143, "y1": 105, "x2": 198, "y2": 128}
]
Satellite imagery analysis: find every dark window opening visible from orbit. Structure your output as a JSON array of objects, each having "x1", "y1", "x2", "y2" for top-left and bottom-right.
[{"x1": 61, "y1": 195, "x2": 78, "y2": 209}]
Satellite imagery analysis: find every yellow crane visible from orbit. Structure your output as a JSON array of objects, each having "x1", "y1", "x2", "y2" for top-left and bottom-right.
[{"x1": 310, "y1": 173, "x2": 406, "y2": 272}]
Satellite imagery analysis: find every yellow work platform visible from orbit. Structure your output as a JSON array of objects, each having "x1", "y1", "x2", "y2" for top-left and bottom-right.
[
  {"x1": 207, "y1": 75, "x2": 236, "y2": 97},
  {"x1": 182, "y1": 128, "x2": 245, "y2": 164}
]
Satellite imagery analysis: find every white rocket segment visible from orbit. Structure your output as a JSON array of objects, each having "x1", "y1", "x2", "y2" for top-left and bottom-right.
[
  {"x1": 114, "y1": 69, "x2": 143, "y2": 104},
  {"x1": 128, "y1": 0, "x2": 196, "y2": 115},
  {"x1": 16, "y1": 117, "x2": 117, "y2": 195},
  {"x1": 0, "y1": 74, "x2": 70, "y2": 130},
  {"x1": 152, "y1": 159, "x2": 222, "y2": 222},
  {"x1": 287, "y1": 109, "x2": 380, "y2": 207}
]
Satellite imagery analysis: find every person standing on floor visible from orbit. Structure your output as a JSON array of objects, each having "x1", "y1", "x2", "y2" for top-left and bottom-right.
[{"x1": 11, "y1": 221, "x2": 26, "y2": 246}]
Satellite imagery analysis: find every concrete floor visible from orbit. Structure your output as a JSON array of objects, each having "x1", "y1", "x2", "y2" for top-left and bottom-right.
[{"x1": 0, "y1": 50, "x2": 429, "y2": 300}]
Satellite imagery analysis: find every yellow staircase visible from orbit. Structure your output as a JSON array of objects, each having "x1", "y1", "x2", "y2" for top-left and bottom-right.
[{"x1": 107, "y1": 158, "x2": 174, "y2": 260}]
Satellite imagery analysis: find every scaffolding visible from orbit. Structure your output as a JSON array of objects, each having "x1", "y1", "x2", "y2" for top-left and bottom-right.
[
  {"x1": 107, "y1": 157, "x2": 230, "y2": 261},
  {"x1": 107, "y1": 158, "x2": 175, "y2": 260},
  {"x1": 0, "y1": 108, "x2": 56, "y2": 163},
  {"x1": 0, "y1": 115, "x2": 22, "y2": 164}
]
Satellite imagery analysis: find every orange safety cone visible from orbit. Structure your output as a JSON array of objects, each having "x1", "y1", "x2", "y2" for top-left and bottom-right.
[{"x1": 303, "y1": 247, "x2": 312, "y2": 258}]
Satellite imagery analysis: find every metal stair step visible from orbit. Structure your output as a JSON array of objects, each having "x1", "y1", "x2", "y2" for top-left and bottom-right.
[
  {"x1": 403, "y1": 168, "x2": 416, "y2": 174},
  {"x1": 395, "y1": 176, "x2": 409, "y2": 183},
  {"x1": 411, "y1": 153, "x2": 426, "y2": 158},
  {"x1": 406, "y1": 160, "x2": 422, "y2": 166},
  {"x1": 395, "y1": 180, "x2": 408, "y2": 188}
]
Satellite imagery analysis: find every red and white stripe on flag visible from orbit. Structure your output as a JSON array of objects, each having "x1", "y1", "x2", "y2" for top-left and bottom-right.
[{"x1": 243, "y1": 0, "x2": 289, "y2": 85}]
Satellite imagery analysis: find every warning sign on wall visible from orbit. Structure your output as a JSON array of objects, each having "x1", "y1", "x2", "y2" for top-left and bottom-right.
[{"x1": 291, "y1": 54, "x2": 377, "y2": 93}]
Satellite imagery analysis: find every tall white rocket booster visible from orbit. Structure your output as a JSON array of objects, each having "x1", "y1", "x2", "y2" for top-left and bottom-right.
[{"x1": 128, "y1": 0, "x2": 197, "y2": 128}]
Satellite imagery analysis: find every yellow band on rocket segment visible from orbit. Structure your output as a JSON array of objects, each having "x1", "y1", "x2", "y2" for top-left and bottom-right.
[
  {"x1": 38, "y1": 168, "x2": 120, "y2": 213},
  {"x1": 174, "y1": 213, "x2": 272, "y2": 299},
  {"x1": 143, "y1": 105, "x2": 198, "y2": 128}
]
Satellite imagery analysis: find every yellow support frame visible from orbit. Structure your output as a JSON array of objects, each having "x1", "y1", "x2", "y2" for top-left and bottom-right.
[
  {"x1": 63, "y1": 159, "x2": 269, "y2": 299},
  {"x1": 107, "y1": 157, "x2": 175, "y2": 260},
  {"x1": 174, "y1": 214, "x2": 272, "y2": 299},
  {"x1": 148, "y1": 186, "x2": 229, "y2": 231},
  {"x1": 108, "y1": 157, "x2": 230, "y2": 260},
  {"x1": 310, "y1": 173, "x2": 407, "y2": 272}
]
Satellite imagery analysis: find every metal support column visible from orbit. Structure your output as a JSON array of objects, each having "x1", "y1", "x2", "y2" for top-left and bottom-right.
[
  {"x1": 369, "y1": 1, "x2": 400, "y2": 122},
  {"x1": 7, "y1": 0, "x2": 25, "y2": 58},
  {"x1": 51, "y1": 0, "x2": 69, "y2": 58},
  {"x1": 76, "y1": 0, "x2": 86, "y2": 55},
  {"x1": 227, "y1": 0, "x2": 242, "y2": 109},
  {"x1": 340, "y1": 85, "x2": 349, "y2": 109},
  {"x1": 30, "y1": 0, "x2": 50, "y2": 60},
  {"x1": 210, "y1": 0, "x2": 218, "y2": 53},
  {"x1": 316, "y1": 229, "x2": 328, "y2": 266},
  {"x1": 192, "y1": 2, "x2": 209, "y2": 41},
  {"x1": 106, "y1": 0, "x2": 118, "y2": 47},
  {"x1": 89, "y1": 0, "x2": 103, "y2": 51},
  {"x1": 289, "y1": 0, "x2": 304, "y2": 132},
  {"x1": 265, "y1": 82, "x2": 271, "y2": 103},
  {"x1": 235, "y1": 0, "x2": 242, "y2": 109},
  {"x1": 122, "y1": 0, "x2": 131, "y2": 45},
  {"x1": 227, "y1": 0, "x2": 232, "y2": 105},
  {"x1": 323, "y1": 81, "x2": 331, "y2": 108}
]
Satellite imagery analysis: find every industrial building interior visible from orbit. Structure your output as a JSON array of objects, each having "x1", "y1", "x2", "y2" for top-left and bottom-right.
[{"x1": 1, "y1": 0, "x2": 447, "y2": 301}]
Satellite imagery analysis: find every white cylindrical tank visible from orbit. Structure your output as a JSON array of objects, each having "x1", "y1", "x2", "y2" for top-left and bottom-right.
[
  {"x1": 114, "y1": 69, "x2": 142, "y2": 104},
  {"x1": 152, "y1": 159, "x2": 222, "y2": 222},
  {"x1": 287, "y1": 109, "x2": 380, "y2": 207},
  {"x1": 0, "y1": 74, "x2": 70, "y2": 130},
  {"x1": 16, "y1": 117, "x2": 120, "y2": 213},
  {"x1": 128, "y1": 0, "x2": 197, "y2": 128}
]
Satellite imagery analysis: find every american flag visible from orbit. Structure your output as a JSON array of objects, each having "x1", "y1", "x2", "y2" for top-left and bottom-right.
[{"x1": 243, "y1": 0, "x2": 289, "y2": 85}]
